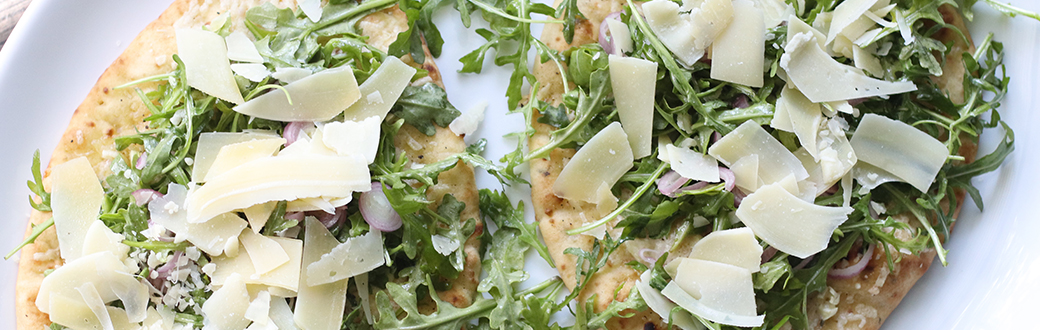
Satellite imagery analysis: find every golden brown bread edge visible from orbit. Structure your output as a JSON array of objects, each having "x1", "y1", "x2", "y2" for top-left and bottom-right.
[
  {"x1": 15, "y1": 0, "x2": 482, "y2": 328},
  {"x1": 528, "y1": 2, "x2": 977, "y2": 330}
]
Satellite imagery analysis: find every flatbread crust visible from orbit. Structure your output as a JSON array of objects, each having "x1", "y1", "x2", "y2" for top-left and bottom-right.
[
  {"x1": 529, "y1": 2, "x2": 977, "y2": 330},
  {"x1": 15, "y1": 0, "x2": 481, "y2": 328}
]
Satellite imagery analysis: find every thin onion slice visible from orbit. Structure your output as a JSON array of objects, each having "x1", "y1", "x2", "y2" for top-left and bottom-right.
[
  {"x1": 719, "y1": 167, "x2": 736, "y2": 191},
  {"x1": 132, "y1": 189, "x2": 163, "y2": 206},
  {"x1": 359, "y1": 182, "x2": 403, "y2": 232},
  {"x1": 283, "y1": 122, "x2": 313, "y2": 146},
  {"x1": 599, "y1": 12, "x2": 623, "y2": 55},
  {"x1": 656, "y1": 170, "x2": 690, "y2": 197},
  {"x1": 828, "y1": 243, "x2": 875, "y2": 279}
]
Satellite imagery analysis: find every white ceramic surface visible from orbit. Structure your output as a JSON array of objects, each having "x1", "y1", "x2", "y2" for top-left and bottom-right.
[{"x1": 0, "y1": 0, "x2": 1035, "y2": 329}]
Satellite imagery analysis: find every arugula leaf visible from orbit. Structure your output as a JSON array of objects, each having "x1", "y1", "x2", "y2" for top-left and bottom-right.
[
  {"x1": 391, "y1": 83, "x2": 462, "y2": 136},
  {"x1": 555, "y1": 0, "x2": 585, "y2": 44},
  {"x1": 261, "y1": 201, "x2": 296, "y2": 236},
  {"x1": 390, "y1": 0, "x2": 447, "y2": 63},
  {"x1": 524, "y1": 68, "x2": 613, "y2": 162},
  {"x1": 26, "y1": 150, "x2": 51, "y2": 212},
  {"x1": 480, "y1": 189, "x2": 555, "y2": 267},
  {"x1": 246, "y1": 0, "x2": 397, "y2": 67}
]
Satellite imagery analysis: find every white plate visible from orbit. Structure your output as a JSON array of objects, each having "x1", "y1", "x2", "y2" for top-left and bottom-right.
[{"x1": 0, "y1": 1, "x2": 1036, "y2": 329}]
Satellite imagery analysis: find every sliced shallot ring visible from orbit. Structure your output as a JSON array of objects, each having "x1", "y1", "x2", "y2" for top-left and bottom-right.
[
  {"x1": 828, "y1": 243, "x2": 875, "y2": 279},
  {"x1": 360, "y1": 182, "x2": 403, "y2": 232}
]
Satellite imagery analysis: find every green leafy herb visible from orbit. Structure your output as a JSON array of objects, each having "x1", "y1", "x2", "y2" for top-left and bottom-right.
[{"x1": 391, "y1": 83, "x2": 463, "y2": 136}]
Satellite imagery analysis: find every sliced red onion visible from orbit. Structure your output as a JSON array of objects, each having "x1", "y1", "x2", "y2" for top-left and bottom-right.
[
  {"x1": 153, "y1": 252, "x2": 183, "y2": 281},
  {"x1": 829, "y1": 243, "x2": 875, "y2": 279},
  {"x1": 761, "y1": 246, "x2": 778, "y2": 264},
  {"x1": 718, "y1": 167, "x2": 735, "y2": 192},
  {"x1": 656, "y1": 170, "x2": 690, "y2": 197},
  {"x1": 599, "y1": 12, "x2": 623, "y2": 55},
  {"x1": 309, "y1": 206, "x2": 348, "y2": 229},
  {"x1": 132, "y1": 189, "x2": 163, "y2": 206},
  {"x1": 712, "y1": 132, "x2": 722, "y2": 143},
  {"x1": 360, "y1": 182, "x2": 403, "y2": 232},
  {"x1": 285, "y1": 211, "x2": 305, "y2": 223},
  {"x1": 675, "y1": 181, "x2": 710, "y2": 195},
  {"x1": 639, "y1": 248, "x2": 663, "y2": 264},
  {"x1": 848, "y1": 97, "x2": 869, "y2": 106},
  {"x1": 793, "y1": 255, "x2": 814, "y2": 270},
  {"x1": 283, "y1": 122, "x2": 313, "y2": 146},
  {"x1": 135, "y1": 151, "x2": 148, "y2": 170},
  {"x1": 731, "y1": 94, "x2": 750, "y2": 109},
  {"x1": 732, "y1": 189, "x2": 747, "y2": 207}
]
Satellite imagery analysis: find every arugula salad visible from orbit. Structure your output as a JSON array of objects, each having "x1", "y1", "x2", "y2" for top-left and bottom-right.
[
  {"x1": 9, "y1": 0, "x2": 1038, "y2": 329},
  {"x1": 431, "y1": 0, "x2": 1033, "y2": 329}
]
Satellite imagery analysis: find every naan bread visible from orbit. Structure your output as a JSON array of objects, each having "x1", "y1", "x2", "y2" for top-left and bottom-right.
[
  {"x1": 528, "y1": 2, "x2": 976, "y2": 330},
  {"x1": 15, "y1": 0, "x2": 482, "y2": 328}
]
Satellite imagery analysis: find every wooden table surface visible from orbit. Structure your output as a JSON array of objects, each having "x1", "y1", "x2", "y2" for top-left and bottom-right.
[{"x1": 0, "y1": 0, "x2": 31, "y2": 49}]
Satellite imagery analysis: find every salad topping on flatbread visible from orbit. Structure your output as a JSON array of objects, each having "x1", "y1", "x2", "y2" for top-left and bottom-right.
[{"x1": 8, "y1": 0, "x2": 1039, "y2": 329}]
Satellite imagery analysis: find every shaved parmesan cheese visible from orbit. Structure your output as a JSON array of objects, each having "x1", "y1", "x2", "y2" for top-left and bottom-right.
[
  {"x1": 76, "y1": 282, "x2": 114, "y2": 330},
  {"x1": 225, "y1": 31, "x2": 264, "y2": 63},
  {"x1": 787, "y1": 15, "x2": 826, "y2": 50},
  {"x1": 296, "y1": 218, "x2": 349, "y2": 330},
  {"x1": 36, "y1": 252, "x2": 149, "y2": 323},
  {"x1": 798, "y1": 118, "x2": 858, "y2": 189},
  {"x1": 688, "y1": 228, "x2": 762, "y2": 272},
  {"x1": 642, "y1": 0, "x2": 703, "y2": 65},
  {"x1": 203, "y1": 273, "x2": 252, "y2": 330},
  {"x1": 204, "y1": 138, "x2": 286, "y2": 182},
  {"x1": 51, "y1": 156, "x2": 105, "y2": 262},
  {"x1": 82, "y1": 220, "x2": 129, "y2": 259},
  {"x1": 47, "y1": 293, "x2": 101, "y2": 330},
  {"x1": 730, "y1": 154, "x2": 760, "y2": 192},
  {"x1": 356, "y1": 273, "x2": 374, "y2": 325},
  {"x1": 231, "y1": 63, "x2": 271, "y2": 82},
  {"x1": 185, "y1": 154, "x2": 370, "y2": 223},
  {"x1": 150, "y1": 184, "x2": 248, "y2": 256},
  {"x1": 852, "y1": 162, "x2": 901, "y2": 194},
  {"x1": 853, "y1": 44, "x2": 883, "y2": 77},
  {"x1": 286, "y1": 196, "x2": 346, "y2": 213},
  {"x1": 306, "y1": 229, "x2": 385, "y2": 286},
  {"x1": 850, "y1": 113, "x2": 947, "y2": 192},
  {"x1": 449, "y1": 101, "x2": 487, "y2": 136},
  {"x1": 776, "y1": 88, "x2": 823, "y2": 159},
  {"x1": 710, "y1": 0, "x2": 765, "y2": 87},
  {"x1": 298, "y1": 0, "x2": 323, "y2": 22},
  {"x1": 176, "y1": 28, "x2": 244, "y2": 104},
  {"x1": 193, "y1": 131, "x2": 280, "y2": 181},
  {"x1": 644, "y1": 0, "x2": 734, "y2": 66},
  {"x1": 240, "y1": 230, "x2": 290, "y2": 275},
  {"x1": 750, "y1": 0, "x2": 795, "y2": 28},
  {"x1": 708, "y1": 121, "x2": 808, "y2": 191},
  {"x1": 245, "y1": 290, "x2": 272, "y2": 325},
  {"x1": 636, "y1": 270, "x2": 700, "y2": 330},
  {"x1": 667, "y1": 144, "x2": 720, "y2": 182},
  {"x1": 610, "y1": 55, "x2": 657, "y2": 158},
  {"x1": 269, "y1": 297, "x2": 299, "y2": 330},
  {"x1": 244, "y1": 202, "x2": 276, "y2": 233},
  {"x1": 234, "y1": 66, "x2": 360, "y2": 122},
  {"x1": 322, "y1": 117, "x2": 381, "y2": 163},
  {"x1": 736, "y1": 182, "x2": 852, "y2": 258},
  {"x1": 606, "y1": 20, "x2": 634, "y2": 53},
  {"x1": 344, "y1": 56, "x2": 417, "y2": 121},
  {"x1": 825, "y1": 0, "x2": 880, "y2": 45},
  {"x1": 781, "y1": 32, "x2": 916, "y2": 102},
  {"x1": 212, "y1": 238, "x2": 302, "y2": 293},
  {"x1": 664, "y1": 259, "x2": 763, "y2": 327},
  {"x1": 272, "y1": 67, "x2": 312, "y2": 83},
  {"x1": 553, "y1": 122, "x2": 634, "y2": 204}
]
